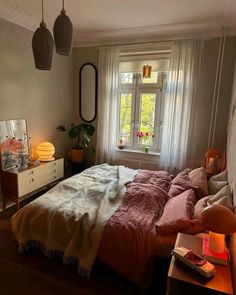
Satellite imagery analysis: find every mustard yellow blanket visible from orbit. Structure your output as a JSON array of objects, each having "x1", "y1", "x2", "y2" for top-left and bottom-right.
[{"x1": 11, "y1": 164, "x2": 137, "y2": 275}]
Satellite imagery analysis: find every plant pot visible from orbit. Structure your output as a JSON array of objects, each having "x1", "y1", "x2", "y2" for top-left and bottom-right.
[
  {"x1": 70, "y1": 148, "x2": 84, "y2": 163},
  {"x1": 144, "y1": 146, "x2": 149, "y2": 153}
]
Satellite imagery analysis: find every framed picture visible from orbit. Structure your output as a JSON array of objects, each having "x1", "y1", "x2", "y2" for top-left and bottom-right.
[{"x1": 0, "y1": 119, "x2": 29, "y2": 170}]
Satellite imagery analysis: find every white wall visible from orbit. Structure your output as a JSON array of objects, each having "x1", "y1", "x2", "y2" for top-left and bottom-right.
[
  {"x1": 72, "y1": 38, "x2": 236, "y2": 170},
  {"x1": 1, "y1": 16, "x2": 234, "y2": 172},
  {"x1": 0, "y1": 18, "x2": 74, "y2": 158}
]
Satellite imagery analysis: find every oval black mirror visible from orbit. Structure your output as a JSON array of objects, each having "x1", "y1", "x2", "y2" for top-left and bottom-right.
[{"x1": 79, "y1": 63, "x2": 97, "y2": 122}]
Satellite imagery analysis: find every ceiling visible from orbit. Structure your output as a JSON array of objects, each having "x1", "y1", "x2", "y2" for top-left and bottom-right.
[{"x1": 1, "y1": 0, "x2": 236, "y2": 47}]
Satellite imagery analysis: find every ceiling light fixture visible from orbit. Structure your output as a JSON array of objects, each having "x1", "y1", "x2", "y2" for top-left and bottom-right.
[
  {"x1": 32, "y1": 0, "x2": 54, "y2": 70},
  {"x1": 143, "y1": 65, "x2": 152, "y2": 79},
  {"x1": 53, "y1": 0, "x2": 73, "y2": 55}
]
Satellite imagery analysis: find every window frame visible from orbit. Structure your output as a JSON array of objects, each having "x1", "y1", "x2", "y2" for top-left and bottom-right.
[{"x1": 118, "y1": 71, "x2": 166, "y2": 152}]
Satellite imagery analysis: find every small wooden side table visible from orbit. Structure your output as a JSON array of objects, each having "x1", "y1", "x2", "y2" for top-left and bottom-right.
[{"x1": 167, "y1": 233, "x2": 233, "y2": 295}]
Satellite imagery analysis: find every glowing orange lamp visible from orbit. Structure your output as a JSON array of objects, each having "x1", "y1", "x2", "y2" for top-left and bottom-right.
[
  {"x1": 143, "y1": 65, "x2": 152, "y2": 78},
  {"x1": 200, "y1": 205, "x2": 236, "y2": 253},
  {"x1": 36, "y1": 142, "x2": 55, "y2": 161},
  {"x1": 205, "y1": 149, "x2": 221, "y2": 174}
]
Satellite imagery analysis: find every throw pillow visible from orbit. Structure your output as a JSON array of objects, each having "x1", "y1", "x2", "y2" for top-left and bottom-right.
[
  {"x1": 168, "y1": 168, "x2": 197, "y2": 198},
  {"x1": 210, "y1": 170, "x2": 228, "y2": 181},
  {"x1": 156, "y1": 189, "x2": 196, "y2": 235},
  {"x1": 188, "y1": 167, "x2": 208, "y2": 195},
  {"x1": 207, "y1": 185, "x2": 231, "y2": 204},
  {"x1": 193, "y1": 195, "x2": 212, "y2": 219},
  {"x1": 207, "y1": 185, "x2": 233, "y2": 211},
  {"x1": 208, "y1": 170, "x2": 228, "y2": 194}
]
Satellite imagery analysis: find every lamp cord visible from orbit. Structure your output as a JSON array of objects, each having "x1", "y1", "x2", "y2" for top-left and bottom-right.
[{"x1": 41, "y1": 0, "x2": 44, "y2": 22}]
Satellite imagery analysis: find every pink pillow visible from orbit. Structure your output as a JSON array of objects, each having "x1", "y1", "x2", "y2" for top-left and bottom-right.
[
  {"x1": 155, "y1": 189, "x2": 196, "y2": 235},
  {"x1": 168, "y1": 169, "x2": 197, "y2": 198},
  {"x1": 188, "y1": 167, "x2": 208, "y2": 195}
]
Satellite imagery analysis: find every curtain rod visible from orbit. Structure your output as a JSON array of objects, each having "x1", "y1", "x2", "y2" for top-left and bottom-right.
[{"x1": 96, "y1": 36, "x2": 214, "y2": 49}]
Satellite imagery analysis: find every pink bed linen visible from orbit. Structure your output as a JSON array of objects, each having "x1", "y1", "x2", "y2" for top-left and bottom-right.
[{"x1": 97, "y1": 170, "x2": 171, "y2": 287}]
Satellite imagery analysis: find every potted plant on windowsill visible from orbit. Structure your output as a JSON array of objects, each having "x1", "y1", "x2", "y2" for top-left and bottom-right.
[{"x1": 57, "y1": 123, "x2": 95, "y2": 163}]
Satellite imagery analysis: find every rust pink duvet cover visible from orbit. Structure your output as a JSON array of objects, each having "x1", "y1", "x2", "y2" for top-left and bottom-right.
[{"x1": 98, "y1": 170, "x2": 172, "y2": 287}]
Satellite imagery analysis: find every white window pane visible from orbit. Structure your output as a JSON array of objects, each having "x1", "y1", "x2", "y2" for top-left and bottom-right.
[
  {"x1": 138, "y1": 93, "x2": 156, "y2": 145},
  {"x1": 120, "y1": 73, "x2": 133, "y2": 84},
  {"x1": 119, "y1": 93, "x2": 133, "y2": 145},
  {"x1": 142, "y1": 71, "x2": 158, "y2": 84}
]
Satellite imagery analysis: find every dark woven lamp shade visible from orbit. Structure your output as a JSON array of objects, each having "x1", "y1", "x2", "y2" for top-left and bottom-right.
[
  {"x1": 53, "y1": 8, "x2": 73, "y2": 55},
  {"x1": 32, "y1": 21, "x2": 54, "y2": 70}
]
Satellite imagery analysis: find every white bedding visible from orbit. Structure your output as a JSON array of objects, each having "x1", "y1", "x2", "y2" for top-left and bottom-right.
[{"x1": 11, "y1": 163, "x2": 137, "y2": 275}]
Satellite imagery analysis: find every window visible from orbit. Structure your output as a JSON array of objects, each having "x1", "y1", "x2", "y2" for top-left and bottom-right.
[{"x1": 118, "y1": 65, "x2": 168, "y2": 152}]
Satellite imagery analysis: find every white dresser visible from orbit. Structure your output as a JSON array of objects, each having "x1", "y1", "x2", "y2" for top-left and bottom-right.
[{"x1": 0, "y1": 158, "x2": 64, "y2": 210}]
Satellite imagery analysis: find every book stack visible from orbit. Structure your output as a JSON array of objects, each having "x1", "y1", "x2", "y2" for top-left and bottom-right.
[{"x1": 202, "y1": 236, "x2": 229, "y2": 265}]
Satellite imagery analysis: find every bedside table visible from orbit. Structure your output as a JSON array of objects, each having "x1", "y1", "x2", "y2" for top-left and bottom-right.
[{"x1": 167, "y1": 233, "x2": 233, "y2": 295}]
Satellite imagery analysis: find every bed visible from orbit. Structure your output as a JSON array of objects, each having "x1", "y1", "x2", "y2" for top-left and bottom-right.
[
  {"x1": 11, "y1": 85, "x2": 236, "y2": 290},
  {"x1": 11, "y1": 161, "x2": 210, "y2": 287}
]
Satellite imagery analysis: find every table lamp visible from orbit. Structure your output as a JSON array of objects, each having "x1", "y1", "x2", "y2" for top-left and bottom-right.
[
  {"x1": 205, "y1": 149, "x2": 221, "y2": 175},
  {"x1": 200, "y1": 205, "x2": 236, "y2": 253},
  {"x1": 36, "y1": 141, "x2": 55, "y2": 161}
]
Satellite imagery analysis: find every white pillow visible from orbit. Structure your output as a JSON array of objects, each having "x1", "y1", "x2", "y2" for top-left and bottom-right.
[
  {"x1": 208, "y1": 170, "x2": 228, "y2": 194},
  {"x1": 207, "y1": 185, "x2": 232, "y2": 205},
  {"x1": 193, "y1": 195, "x2": 212, "y2": 219},
  {"x1": 211, "y1": 196, "x2": 233, "y2": 211},
  {"x1": 210, "y1": 170, "x2": 228, "y2": 181}
]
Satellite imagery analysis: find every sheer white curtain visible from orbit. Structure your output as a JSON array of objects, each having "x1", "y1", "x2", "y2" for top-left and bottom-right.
[
  {"x1": 160, "y1": 40, "x2": 205, "y2": 173},
  {"x1": 95, "y1": 47, "x2": 120, "y2": 164}
]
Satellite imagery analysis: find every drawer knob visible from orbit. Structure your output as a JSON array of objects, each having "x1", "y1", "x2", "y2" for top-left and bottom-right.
[
  {"x1": 54, "y1": 169, "x2": 57, "y2": 173},
  {"x1": 53, "y1": 176, "x2": 57, "y2": 180},
  {"x1": 30, "y1": 171, "x2": 34, "y2": 175},
  {"x1": 30, "y1": 178, "x2": 34, "y2": 184}
]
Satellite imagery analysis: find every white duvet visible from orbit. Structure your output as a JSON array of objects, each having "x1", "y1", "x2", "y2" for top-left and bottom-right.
[{"x1": 11, "y1": 163, "x2": 137, "y2": 275}]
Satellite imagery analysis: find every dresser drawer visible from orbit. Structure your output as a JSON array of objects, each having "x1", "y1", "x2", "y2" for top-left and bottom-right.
[
  {"x1": 18, "y1": 176, "x2": 41, "y2": 197},
  {"x1": 17, "y1": 159, "x2": 64, "y2": 197}
]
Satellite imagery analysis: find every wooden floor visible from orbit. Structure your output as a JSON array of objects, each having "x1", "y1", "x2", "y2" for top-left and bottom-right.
[{"x1": 0, "y1": 200, "x2": 169, "y2": 295}]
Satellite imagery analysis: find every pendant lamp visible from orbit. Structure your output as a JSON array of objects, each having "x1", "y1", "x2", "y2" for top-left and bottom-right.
[
  {"x1": 143, "y1": 65, "x2": 152, "y2": 78},
  {"x1": 32, "y1": 0, "x2": 54, "y2": 70},
  {"x1": 53, "y1": 0, "x2": 73, "y2": 55}
]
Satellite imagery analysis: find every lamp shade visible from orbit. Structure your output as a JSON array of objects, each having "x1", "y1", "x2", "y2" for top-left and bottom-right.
[
  {"x1": 53, "y1": 9, "x2": 73, "y2": 55},
  {"x1": 32, "y1": 21, "x2": 54, "y2": 70},
  {"x1": 143, "y1": 65, "x2": 152, "y2": 78},
  {"x1": 36, "y1": 142, "x2": 55, "y2": 161},
  {"x1": 205, "y1": 149, "x2": 221, "y2": 159},
  {"x1": 200, "y1": 205, "x2": 236, "y2": 234}
]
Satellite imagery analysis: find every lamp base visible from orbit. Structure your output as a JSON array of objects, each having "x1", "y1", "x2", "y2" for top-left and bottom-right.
[
  {"x1": 208, "y1": 232, "x2": 225, "y2": 253},
  {"x1": 39, "y1": 157, "x2": 55, "y2": 162}
]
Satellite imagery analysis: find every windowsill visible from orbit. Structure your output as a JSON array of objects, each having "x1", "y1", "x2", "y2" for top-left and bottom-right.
[{"x1": 116, "y1": 148, "x2": 160, "y2": 157}]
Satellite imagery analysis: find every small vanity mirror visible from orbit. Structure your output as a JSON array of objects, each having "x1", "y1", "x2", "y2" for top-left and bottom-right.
[
  {"x1": 0, "y1": 119, "x2": 29, "y2": 170},
  {"x1": 79, "y1": 63, "x2": 97, "y2": 122}
]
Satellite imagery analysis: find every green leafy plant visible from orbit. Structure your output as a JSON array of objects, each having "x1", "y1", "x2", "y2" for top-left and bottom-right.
[{"x1": 57, "y1": 123, "x2": 95, "y2": 153}]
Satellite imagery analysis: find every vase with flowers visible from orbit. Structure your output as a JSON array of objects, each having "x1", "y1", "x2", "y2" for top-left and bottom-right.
[{"x1": 136, "y1": 131, "x2": 154, "y2": 153}]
